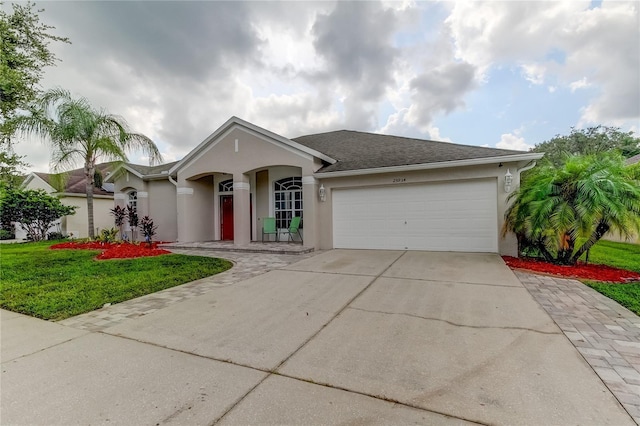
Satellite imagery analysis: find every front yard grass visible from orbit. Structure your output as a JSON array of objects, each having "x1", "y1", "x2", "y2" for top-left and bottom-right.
[
  {"x1": 0, "y1": 241, "x2": 232, "y2": 320},
  {"x1": 580, "y1": 240, "x2": 640, "y2": 315}
]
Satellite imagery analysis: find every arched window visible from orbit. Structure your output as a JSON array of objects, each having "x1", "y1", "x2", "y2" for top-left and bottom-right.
[
  {"x1": 127, "y1": 191, "x2": 137, "y2": 211},
  {"x1": 218, "y1": 179, "x2": 233, "y2": 192},
  {"x1": 274, "y1": 177, "x2": 302, "y2": 229}
]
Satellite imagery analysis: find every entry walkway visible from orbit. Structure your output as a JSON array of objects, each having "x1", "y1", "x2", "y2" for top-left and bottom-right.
[
  {"x1": 518, "y1": 271, "x2": 640, "y2": 423},
  {"x1": 59, "y1": 249, "x2": 317, "y2": 331},
  {"x1": 160, "y1": 240, "x2": 313, "y2": 254}
]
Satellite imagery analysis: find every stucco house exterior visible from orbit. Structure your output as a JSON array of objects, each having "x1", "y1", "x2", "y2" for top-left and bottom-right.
[
  {"x1": 604, "y1": 153, "x2": 640, "y2": 244},
  {"x1": 109, "y1": 116, "x2": 544, "y2": 256},
  {"x1": 20, "y1": 163, "x2": 115, "y2": 239}
]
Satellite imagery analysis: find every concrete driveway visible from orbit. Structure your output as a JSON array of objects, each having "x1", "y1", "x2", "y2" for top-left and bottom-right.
[{"x1": 1, "y1": 250, "x2": 633, "y2": 425}]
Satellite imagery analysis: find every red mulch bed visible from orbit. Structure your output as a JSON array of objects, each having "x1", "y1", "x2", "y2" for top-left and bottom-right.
[
  {"x1": 502, "y1": 256, "x2": 640, "y2": 283},
  {"x1": 50, "y1": 241, "x2": 171, "y2": 260}
]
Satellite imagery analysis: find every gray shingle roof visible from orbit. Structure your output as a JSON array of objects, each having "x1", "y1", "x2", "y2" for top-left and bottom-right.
[
  {"x1": 626, "y1": 153, "x2": 640, "y2": 165},
  {"x1": 292, "y1": 130, "x2": 527, "y2": 173},
  {"x1": 34, "y1": 162, "x2": 116, "y2": 196},
  {"x1": 126, "y1": 161, "x2": 179, "y2": 176}
]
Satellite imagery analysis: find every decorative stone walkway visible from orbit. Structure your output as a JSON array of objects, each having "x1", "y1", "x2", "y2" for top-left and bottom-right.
[
  {"x1": 517, "y1": 271, "x2": 640, "y2": 424},
  {"x1": 58, "y1": 249, "x2": 317, "y2": 332},
  {"x1": 161, "y1": 240, "x2": 313, "y2": 254}
]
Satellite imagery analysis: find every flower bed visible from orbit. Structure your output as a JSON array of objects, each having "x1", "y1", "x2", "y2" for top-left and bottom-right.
[
  {"x1": 50, "y1": 241, "x2": 170, "y2": 260},
  {"x1": 502, "y1": 256, "x2": 640, "y2": 283}
]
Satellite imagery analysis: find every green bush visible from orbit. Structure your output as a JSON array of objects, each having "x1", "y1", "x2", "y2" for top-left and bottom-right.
[
  {"x1": 0, "y1": 229, "x2": 15, "y2": 240},
  {"x1": 47, "y1": 231, "x2": 67, "y2": 241}
]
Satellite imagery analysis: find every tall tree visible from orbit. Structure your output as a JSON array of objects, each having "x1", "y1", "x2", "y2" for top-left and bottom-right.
[
  {"x1": 531, "y1": 126, "x2": 640, "y2": 168},
  {"x1": 15, "y1": 88, "x2": 162, "y2": 238},
  {"x1": 0, "y1": 1, "x2": 69, "y2": 186},
  {"x1": 503, "y1": 153, "x2": 640, "y2": 265}
]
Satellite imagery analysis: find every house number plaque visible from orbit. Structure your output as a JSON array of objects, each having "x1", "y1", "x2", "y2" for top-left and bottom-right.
[{"x1": 392, "y1": 178, "x2": 406, "y2": 183}]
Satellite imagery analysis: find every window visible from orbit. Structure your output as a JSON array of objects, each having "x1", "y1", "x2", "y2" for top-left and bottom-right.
[
  {"x1": 127, "y1": 191, "x2": 137, "y2": 211},
  {"x1": 274, "y1": 177, "x2": 302, "y2": 229},
  {"x1": 218, "y1": 179, "x2": 233, "y2": 192}
]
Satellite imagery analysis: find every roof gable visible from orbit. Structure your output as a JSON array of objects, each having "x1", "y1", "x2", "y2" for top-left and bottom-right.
[
  {"x1": 169, "y1": 116, "x2": 336, "y2": 175},
  {"x1": 292, "y1": 130, "x2": 538, "y2": 173}
]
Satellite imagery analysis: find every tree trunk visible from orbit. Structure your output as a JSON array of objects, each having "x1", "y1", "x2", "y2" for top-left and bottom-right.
[
  {"x1": 556, "y1": 232, "x2": 575, "y2": 265},
  {"x1": 85, "y1": 162, "x2": 96, "y2": 239},
  {"x1": 571, "y1": 220, "x2": 610, "y2": 264}
]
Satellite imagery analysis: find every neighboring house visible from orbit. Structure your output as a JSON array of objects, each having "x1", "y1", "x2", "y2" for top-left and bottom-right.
[
  {"x1": 605, "y1": 153, "x2": 640, "y2": 244},
  {"x1": 626, "y1": 153, "x2": 640, "y2": 165},
  {"x1": 20, "y1": 163, "x2": 115, "y2": 239},
  {"x1": 108, "y1": 116, "x2": 544, "y2": 256}
]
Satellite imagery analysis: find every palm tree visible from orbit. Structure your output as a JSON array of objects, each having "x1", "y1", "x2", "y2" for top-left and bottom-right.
[
  {"x1": 503, "y1": 153, "x2": 640, "y2": 265},
  {"x1": 15, "y1": 88, "x2": 162, "y2": 238}
]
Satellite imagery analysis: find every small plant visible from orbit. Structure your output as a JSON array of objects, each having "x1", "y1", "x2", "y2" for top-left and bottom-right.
[
  {"x1": 97, "y1": 227, "x2": 119, "y2": 243},
  {"x1": 126, "y1": 206, "x2": 139, "y2": 241},
  {"x1": 47, "y1": 231, "x2": 67, "y2": 241},
  {"x1": 139, "y1": 216, "x2": 157, "y2": 246},
  {"x1": 110, "y1": 206, "x2": 127, "y2": 240}
]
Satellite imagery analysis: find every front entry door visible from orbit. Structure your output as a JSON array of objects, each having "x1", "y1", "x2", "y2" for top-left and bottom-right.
[{"x1": 220, "y1": 195, "x2": 234, "y2": 240}]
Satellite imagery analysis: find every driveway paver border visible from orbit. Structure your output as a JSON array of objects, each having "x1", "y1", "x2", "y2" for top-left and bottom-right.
[{"x1": 517, "y1": 271, "x2": 640, "y2": 424}]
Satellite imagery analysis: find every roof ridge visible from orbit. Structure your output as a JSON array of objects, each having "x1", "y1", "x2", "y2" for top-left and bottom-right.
[{"x1": 294, "y1": 129, "x2": 524, "y2": 154}]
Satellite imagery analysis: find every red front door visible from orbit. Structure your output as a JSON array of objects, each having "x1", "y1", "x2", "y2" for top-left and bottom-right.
[{"x1": 220, "y1": 195, "x2": 234, "y2": 240}]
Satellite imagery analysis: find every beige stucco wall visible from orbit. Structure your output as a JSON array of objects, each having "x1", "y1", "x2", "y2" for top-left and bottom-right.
[
  {"x1": 148, "y1": 180, "x2": 177, "y2": 242},
  {"x1": 113, "y1": 171, "x2": 178, "y2": 242},
  {"x1": 315, "y1": 160, "x2": 528, "y2": 256},
  {"x1": 61, "y1": 196, "x2": 114, "y2": 238},
  {"x1": 178, "y1": 176, "x2": 215, "y2": 242},
  {"x1": 604, "y1": 232, "x2": 640, "y2": 245}
]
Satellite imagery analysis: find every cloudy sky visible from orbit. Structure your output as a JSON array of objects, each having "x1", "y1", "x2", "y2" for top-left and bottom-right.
[{"x1": 10, "y1": 0, "x2": 640, "y2": 172}]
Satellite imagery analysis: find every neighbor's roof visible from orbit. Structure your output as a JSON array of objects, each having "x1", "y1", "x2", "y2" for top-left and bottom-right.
[
  {"x1": 626, "y1": 153, "x2": 640, "y2": 165},
  {"x1": 32, "y1": 163, "x2": 115, "y2": 196},
  {"x1": 292, "y1": 130, "x2": 535, "y2": 173}
]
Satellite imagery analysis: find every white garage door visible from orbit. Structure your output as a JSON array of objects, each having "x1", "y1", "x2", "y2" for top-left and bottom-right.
[{"x1": 332, "y1": 179, "x2": 498, "y2": 252}]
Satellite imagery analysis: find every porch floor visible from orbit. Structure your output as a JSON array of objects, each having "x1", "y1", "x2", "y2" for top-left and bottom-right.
[{"x1": 160, "y1": 240, "x2": 313, "y2": 255}]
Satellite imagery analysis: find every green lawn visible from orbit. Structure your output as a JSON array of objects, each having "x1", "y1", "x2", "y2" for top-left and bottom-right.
[
  {"x1": 579, "y1": 240, "x2": 640, "y2": 315},
  {"x1": 0, "y1": 241, "x2": 232, "y2": 320}
]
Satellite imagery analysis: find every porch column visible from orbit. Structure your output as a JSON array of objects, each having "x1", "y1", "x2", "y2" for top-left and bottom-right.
[
  {"x1": 302, "y1": 176, "x2": 318, "y2": 248},
  {"x1": 176, "y1": 186, "x2": 194, "y2": 242},
  {"x1": 233, "y1": 173, "x2": 251, "y2": 246}
]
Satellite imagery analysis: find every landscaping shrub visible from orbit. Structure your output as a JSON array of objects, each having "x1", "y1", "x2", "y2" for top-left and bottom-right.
[{"x1": 139, "y1": 215, "x2": 157, "y2": 245}]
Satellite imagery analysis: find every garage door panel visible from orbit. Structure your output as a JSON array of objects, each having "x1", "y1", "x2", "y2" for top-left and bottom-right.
[{"x1": 332, "y1": 180, "x2": 498, "y2": 252}]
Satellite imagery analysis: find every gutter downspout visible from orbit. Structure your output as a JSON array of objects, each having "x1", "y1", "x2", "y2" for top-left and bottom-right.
[
  {"x1": 168, "y1": 175, "x2": 178, "y2": 187},
  {"x1": 517, "y1": 160, "x2": 537, "y2": 180}
]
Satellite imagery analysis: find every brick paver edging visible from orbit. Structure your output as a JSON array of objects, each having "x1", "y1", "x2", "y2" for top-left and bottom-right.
[
  {"x1": 58, "y1": 249, "x2": 317, "y2": 332},
  {"x1": 516, "y1": 271, "x2": 640, "y2": 424}
]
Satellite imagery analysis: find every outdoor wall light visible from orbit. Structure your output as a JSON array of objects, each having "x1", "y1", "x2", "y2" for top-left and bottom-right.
[
  {"x1": 319, "y1": 184, "x2": 326, "y2": 202},
  {"x1": 504, "y1": 169, "x2": 513, "y2": 193}
]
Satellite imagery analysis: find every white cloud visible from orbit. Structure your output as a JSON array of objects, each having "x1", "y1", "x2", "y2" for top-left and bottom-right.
[
  {"x1": 9, "y1": 0, "x2": 638, "y2": 174},
  {"x1": 569, "y1": 77, "x2": 590, "y2": 92},
  {"x1": 496, "y1": 132, "x2": 533, "y2": 151},
  {"x1": 445, "y1": 0, "x2": 639, "y2": 127},
  {"x1": 520, "y1": 63, "x2": 547, "y2": 85}
]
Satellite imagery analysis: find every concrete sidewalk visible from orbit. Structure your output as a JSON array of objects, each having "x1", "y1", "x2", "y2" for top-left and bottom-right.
[{"x1": 1, "y1": 250, "x2": 635, "y2": 425}]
